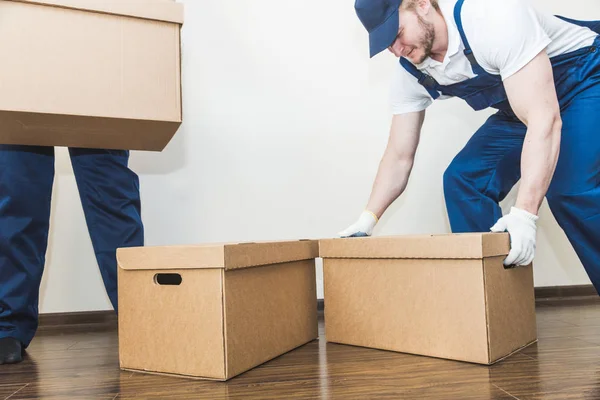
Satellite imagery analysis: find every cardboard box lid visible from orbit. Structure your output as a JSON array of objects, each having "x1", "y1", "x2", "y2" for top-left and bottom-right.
[
  {"x1": 117, "y1": 240, "x2": 319, "y2": 271},
  {"x1": 9, "y1": 0, "x2": 184, "y2": 24},
  {"x1": 319, "y1": 233, "x2": 510, "y2": 260}
]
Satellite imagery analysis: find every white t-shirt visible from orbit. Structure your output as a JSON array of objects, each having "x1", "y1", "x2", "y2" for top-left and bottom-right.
[{"x1": 390, "y1": 0, "x2": 598, "y2": 115}]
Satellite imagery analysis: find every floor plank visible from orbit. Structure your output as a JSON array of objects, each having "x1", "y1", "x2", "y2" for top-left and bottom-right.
[
  {"x1": 0, "y1": 300, "x2": 599, "y2": 399},
  {"x1": 0, "y1": 384, "x2": 27, "y2": 399}
]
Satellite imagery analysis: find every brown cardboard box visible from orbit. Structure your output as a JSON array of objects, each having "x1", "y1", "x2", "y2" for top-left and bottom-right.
[
  {"x1": 0, "y1": 0, "x2": 183, "y2": 151},
  {"x1": 319, "y1": 233, "x2": 537, "y2": 365},
  {"x1": 117, "y1": 240, "x2": 319, "y2": 381}
]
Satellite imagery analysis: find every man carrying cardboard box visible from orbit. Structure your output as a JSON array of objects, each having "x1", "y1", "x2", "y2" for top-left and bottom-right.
[
  {"x1": 340, "y1": 0, "x2": 600, "y2": 292},
  {"x1": 0, "y1": 145, "x2": 144, "y2": 364}
]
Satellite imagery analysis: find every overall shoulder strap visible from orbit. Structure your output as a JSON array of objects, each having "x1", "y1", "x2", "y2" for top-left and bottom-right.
[
  {"x1": 399, "y1": 57, "x2": 441, "y2": 99},
  {"x1": 555, "y1": 15, "x2": 600, "y2": 35},
  {"x1": 454, "y1": 0, "x2": 485, "y2": 75}
]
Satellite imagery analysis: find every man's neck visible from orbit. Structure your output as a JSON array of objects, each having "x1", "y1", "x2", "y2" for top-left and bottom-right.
[{"x1": 429, "y1": 10, "x2": 449, "y2": 63}]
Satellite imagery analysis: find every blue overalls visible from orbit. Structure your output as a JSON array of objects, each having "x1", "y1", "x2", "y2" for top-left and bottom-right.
[
  {"x1": 401, "y1": 0, "x2": 600, "y2": 293},
  {"x1": 0, "y1": 146, "x2": 144, "y2": 347}
]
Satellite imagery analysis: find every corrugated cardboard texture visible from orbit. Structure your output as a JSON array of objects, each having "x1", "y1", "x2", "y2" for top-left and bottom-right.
[
  {"x1": 9, "y1": 0, "x2": 184, "y2": 23},
  {"x1": 117, "y1": 240, "x2": 319, "y2": 271},
  {"x1": 118, "y1": 268, "x2": 226, "y2": 380},
  {"x1": 323, "y1": 258, "x2": 491, "y2": 364},
  {"x1": 223, "y1": 260, "x2": 318, "y2": 379},
  {"x1": 483, "y1": 257, "x2": 537, "y2": 363},
  {"x1": 319, "y1": 233, "x2": 510, "y2": 259},
  {"x1": 0, "y1": 0, "x2": 182, "y2": 151}
]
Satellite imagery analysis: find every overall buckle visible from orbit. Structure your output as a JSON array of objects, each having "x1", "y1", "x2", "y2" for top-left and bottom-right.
[
  {"x1": 418, "y1": 74, "x2": 438, "y2": 88},
  {"x1": 464, "y1": 49, "x2": 478, "y2": 66}
]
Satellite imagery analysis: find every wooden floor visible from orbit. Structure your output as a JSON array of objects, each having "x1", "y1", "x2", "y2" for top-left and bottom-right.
[{"x1": 2, "y1": 299, "x2": 600, "y2": 399}]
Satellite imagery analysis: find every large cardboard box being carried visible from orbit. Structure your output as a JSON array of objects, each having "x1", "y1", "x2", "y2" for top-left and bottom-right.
[
  {"x1": 117, "y1": 240, "x2": 319, "y2": 381},
  {"x1": 319, "y1": 233, "x2": 537, "y2": 365},
  {"x1": 0, "y1": 0, "x2": 183, "y2": 151}
]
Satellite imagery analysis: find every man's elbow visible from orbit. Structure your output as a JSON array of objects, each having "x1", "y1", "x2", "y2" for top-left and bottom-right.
[
  {"x1": 383, "y1": 148, "x2": 414, "y2": 175},
  {"x1": 393, "y1": 150, "x2": 416, "y2": 169},
  {"x1": 533, "y1": 110, "x2": 562, "y2": 160},
  {"x1": 549, "y1": 111, "x2": 562, "y2": 137},
  {"x1": 529, "y1": 109, "x2": 562, "y2": 140},
  {"x1": 551, "y1": 112, "x2": 562, "y2": 158}
]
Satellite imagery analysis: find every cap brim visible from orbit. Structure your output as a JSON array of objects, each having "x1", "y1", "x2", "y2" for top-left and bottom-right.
[{"x1": 368, "y1": 7, "x2": 399, "y2": 58}]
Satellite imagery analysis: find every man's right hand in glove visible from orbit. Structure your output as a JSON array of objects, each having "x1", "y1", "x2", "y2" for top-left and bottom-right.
[{"x1": 338, "y1": 210, "x2": 379, "y2": 237}]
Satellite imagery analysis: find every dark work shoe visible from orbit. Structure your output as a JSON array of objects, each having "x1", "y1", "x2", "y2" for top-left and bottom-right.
[{"x1": 0, "y1": 337, "x2": 23, "y2": 364}]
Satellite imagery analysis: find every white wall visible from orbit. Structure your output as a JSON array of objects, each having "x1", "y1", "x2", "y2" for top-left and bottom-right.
[{"x1": 39, "y1": 0, "x2": 599, "y2": 313}]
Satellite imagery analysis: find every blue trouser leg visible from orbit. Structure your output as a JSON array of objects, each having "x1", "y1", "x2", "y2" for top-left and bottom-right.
[
  {"x1": 68, "y1": 148, "x2": 144, "y2": 312},
  {"x1": 443, "y1": 112, "x2": 526, "y2": 233},
  {"x1": 0, "y1": 145, "x2": 55, "y2": 347},
  {"x1": 444, "y1": 82, "x2": 600, "y2": 294},
  {"x1": 545, "y1": 82, "x2": 600, "y2": 294}
]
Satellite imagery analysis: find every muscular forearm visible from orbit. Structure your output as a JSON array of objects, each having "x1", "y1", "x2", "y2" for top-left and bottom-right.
[
  {"x1": 338, "y1": 111, "x2": 422, "y2": 237},
  {"x1": 366, "y1": 151, "x2": 413, "y2": 218},
  {"x1": 515, "y1": 115, "x2": 562, "y2": 215},
  {"x1": 490, "y1": 49, "x2": 561, "y2": 266}
]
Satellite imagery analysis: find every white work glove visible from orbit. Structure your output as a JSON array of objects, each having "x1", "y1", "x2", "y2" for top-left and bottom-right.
[
  {"x1": 490, "y1": 206, "x2": 539, "y2": 267},
  {"x1": 338, "y1": 210, "x2": 379, "y2": 238}
]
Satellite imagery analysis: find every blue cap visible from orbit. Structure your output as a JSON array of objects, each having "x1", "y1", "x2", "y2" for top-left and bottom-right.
[{"x1": 355, "y1": 0, "x2": 402, "y2": 58}]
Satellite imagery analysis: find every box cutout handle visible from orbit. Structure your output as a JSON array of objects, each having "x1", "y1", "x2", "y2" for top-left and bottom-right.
[{"x1": 154, "y1": 273, "x2": 182, "y2": 286}]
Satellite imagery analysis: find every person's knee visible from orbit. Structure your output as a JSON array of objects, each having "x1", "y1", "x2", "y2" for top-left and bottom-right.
[
  {"x1": 548, "y1": 175, "x2": 595, "y2": 198},
  {"x1": 546, "y1": 186, "x2": 600, "y2": 221},
  {"x1": 443, "y1": 157, "x2": 470, "y2": 201}
]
